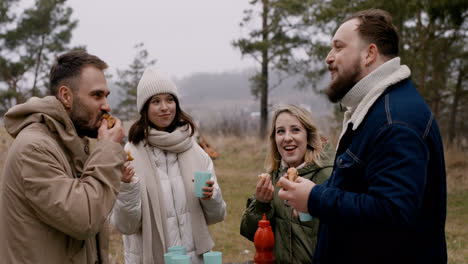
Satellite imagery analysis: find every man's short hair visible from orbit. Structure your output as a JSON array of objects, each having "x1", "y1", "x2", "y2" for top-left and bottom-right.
[
  {"x1": 49, "y1": 50, "x2": 108, "y2": 96},
  {"x1": 344, "y1": 9, "x2": 399, "y2": 58}
]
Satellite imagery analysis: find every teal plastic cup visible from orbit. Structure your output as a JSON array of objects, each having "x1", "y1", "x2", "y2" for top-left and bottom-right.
[
  {"x1": 168, "y1": 245, "x2": 186, "y2": 255},
  {"x1": 194, "y1": 171, "x2": 211, "y2": 197},
  {"x1": 203, "y1": 251, "x2": 222, "y2": 264},
  {"x1": 164, "y1": 252, "x2": 177, "y2": 264},
  {"x1": 298, "y1": 212, "x2": 313, "y2": 221},
  {"x1": 171, "y1": 254, "x2": 191, "y2": 264}
]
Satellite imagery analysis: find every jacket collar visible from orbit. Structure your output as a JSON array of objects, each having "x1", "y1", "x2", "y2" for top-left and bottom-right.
[{"x1": 338, "y1": 57, "x2": 411, "y2": 143}]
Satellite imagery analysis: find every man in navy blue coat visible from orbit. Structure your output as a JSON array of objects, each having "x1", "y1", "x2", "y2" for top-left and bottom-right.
[{"x1": 278, "y1": 9, "x2": 447, "y2": 264}]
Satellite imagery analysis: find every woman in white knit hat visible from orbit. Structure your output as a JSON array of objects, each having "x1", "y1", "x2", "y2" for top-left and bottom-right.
[{"x1": 110, "y1": 68, "x2": 226, "y2": 264}]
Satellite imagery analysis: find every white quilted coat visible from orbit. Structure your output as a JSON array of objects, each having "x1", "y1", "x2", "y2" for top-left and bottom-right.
[{"x1": 110, "y1": 144, "x2": 226, "y2": 264}]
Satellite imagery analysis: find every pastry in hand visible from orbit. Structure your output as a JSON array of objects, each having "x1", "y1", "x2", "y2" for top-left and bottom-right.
[
  {"x1": 287, "y1": 167, "x2": 298, "y2": 182},
  {"x1": 102, "y1": 113, "x2": 116, "y2": 129},
  {"x1": 276, "y1": 167, "x2": 298, "y2": 188},
  {"x1": 126, "y1": 149, "x2": 134, "y2": 161},
  {"x1": 257, "y1": 173, "x2": 270, "y2": 181}
]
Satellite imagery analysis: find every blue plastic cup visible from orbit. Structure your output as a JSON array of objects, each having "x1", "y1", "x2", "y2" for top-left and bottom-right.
[
  {"x1": 171, "y1": 254, "x2": 191, "y2": 264},
  {"x1": 194, "y1": 171, "x2": 211, "y2": 197},
  {"x1": 298, "y1": 212, "x2": 313, "y2": 221},
  {"x1": 203, "y1": 251, "x2": 222, "y2": 264},
  {"x1": 168, "y1": 245, "x2": 186, "y2": 255},
  {"x1": 164, "y1": 252, "x2": 177, "y2": 264}
]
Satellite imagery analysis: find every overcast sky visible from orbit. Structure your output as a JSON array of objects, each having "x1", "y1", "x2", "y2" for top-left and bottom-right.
[{"x1": 68, "y1": 0, "x2": 257, "y2": 79}]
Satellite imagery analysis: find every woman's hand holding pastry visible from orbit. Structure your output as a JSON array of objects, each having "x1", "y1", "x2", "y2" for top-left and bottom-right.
[
  {"x1": 121, "y1": 161, "x2": 135, "y2": 183},
  {"x1": 256, "y1": 173, "x2": 274, "y2": 203}
]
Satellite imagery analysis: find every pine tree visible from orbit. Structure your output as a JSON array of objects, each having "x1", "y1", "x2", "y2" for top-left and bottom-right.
[
  {"x1": 0, "y1": 0, "x2": 77, "y2": 115},
  {"x1": 233, "y1": 0, "x2": 315, "y2": 137},
  {"x1": 115, "y1": 43, "x2": 156, "y2": 120}
]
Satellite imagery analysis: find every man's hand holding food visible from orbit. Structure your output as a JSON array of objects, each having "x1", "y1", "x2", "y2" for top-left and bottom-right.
[
  {"x1": 98, "y1": 113, "x2": 125, "y2": 143},
  {"x1": 277, "y1": 176, "x2": 316, "y2": 214}
]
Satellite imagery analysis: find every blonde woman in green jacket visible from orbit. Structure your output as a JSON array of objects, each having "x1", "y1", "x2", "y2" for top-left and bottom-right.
[{"x1": 240, "y1": 104, "x2": 335, "y2": 264}]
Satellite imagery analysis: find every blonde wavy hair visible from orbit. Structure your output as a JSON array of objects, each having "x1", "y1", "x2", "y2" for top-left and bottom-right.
[{"x1": 265, "y1": 104, "x2": 325, "y2": 173}]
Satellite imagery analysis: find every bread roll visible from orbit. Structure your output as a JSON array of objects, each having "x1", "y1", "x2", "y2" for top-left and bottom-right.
[
  {"x1": 126, "y1": 149, "x2": 134, "y2": 161},
  {"x1": 276, "y1": 167, "x2": 298, "y2": 188},
  {"x1": 257, "y1": 173, "x2": 270, "y2": 180},
  {"x1": 287, "y1": 167, "x2": 298, "y2": 182},
  {"x1": 102, "y1": 113, "x2": 116, "y2": 129}
]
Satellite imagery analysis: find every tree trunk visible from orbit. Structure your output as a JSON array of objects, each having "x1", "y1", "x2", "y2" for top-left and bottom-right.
[
  {"x1": 431, "y1": 52, "x2": 440, "y2": 119},
  {"x1": 415, "y1": 10, "x2": 427, "y2": 97},
  {"x1": 31, "y1": 34, "x2": 45, "y2": 97},
  {"x1": 13, "y1": 78, "x2": 23, "y2": 104},
  {"x1": 448, "y1": 63, "x2": 463, "y2": 145},
  {"x1": 426, "y1": 21, "x2": 442, "y2": 118},
  {"x1": 259, "y1": 0, "x2": 269, "y2": 138}
]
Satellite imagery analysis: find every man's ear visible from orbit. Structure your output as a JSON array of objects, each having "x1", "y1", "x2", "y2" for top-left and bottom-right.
[
  {"x1": 365, "y1": 44, "x2": 378, "y2": 67},
  {"x1": 58, "y1": 86, "x2": 73, "y2": 110}
]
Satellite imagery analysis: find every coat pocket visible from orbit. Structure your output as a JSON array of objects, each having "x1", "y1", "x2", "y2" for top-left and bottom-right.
[{"x1": 332, "y1": 149, "x2": 365, "y2": 191}]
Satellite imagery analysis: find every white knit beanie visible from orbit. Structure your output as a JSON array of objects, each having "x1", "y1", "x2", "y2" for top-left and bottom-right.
[{"x1": 136, "y1": 68, "x2": 180, "y2": 113}]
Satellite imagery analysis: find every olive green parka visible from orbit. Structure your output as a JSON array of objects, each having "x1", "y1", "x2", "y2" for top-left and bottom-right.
[{"x1": 240, "y1": 142, "x2": 335, "y2": 264}]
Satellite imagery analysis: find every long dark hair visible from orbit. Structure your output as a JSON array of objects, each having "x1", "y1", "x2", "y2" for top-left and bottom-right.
[{"x1": 128, "y1": 96, "x2": 196, "y2": 145}]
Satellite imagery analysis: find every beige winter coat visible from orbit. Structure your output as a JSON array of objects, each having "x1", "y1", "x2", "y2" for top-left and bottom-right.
[{"x1": 0, "y1": 96, "x2": 126, "y2": 263}]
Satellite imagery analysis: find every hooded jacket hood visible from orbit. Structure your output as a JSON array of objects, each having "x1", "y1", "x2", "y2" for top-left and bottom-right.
[{"x1": 4, "y1": 96, "x2": 88, "y2": 172}]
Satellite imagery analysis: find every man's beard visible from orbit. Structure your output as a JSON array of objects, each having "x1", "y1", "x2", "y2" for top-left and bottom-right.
[
  {"x1": 70, "y1": 97, "x2": 101, "y2": 138},
  {"x1": 326, "y1": 59, "x2": 362, "y2": 103}
]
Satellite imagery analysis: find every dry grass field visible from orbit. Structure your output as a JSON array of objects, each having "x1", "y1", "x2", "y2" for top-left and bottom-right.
[{"x1": 1, "y1": 128, "x2": 467, "y2": 263}]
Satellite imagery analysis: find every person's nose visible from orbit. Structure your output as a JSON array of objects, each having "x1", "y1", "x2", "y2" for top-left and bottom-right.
[
  {"x1": 101, "y1": 98, "x2": 111, "y2": 113},
  {"x1": 284, "y1": 131, "x2": 293, "y2": 142},
  {"x1": 160, "y1": 101, "x2": 168, "y2": 111},
  {"x1": 326, "y1": 49, "x2": 334, "y2": 65}
]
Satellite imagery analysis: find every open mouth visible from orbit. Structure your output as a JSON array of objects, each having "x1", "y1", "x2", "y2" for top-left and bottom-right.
[{"x1": 284, "y1": 145, "x2": 297, "y2": 153}]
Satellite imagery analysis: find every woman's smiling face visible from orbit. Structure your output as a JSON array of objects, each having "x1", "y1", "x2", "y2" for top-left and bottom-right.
[
  {"x1": 274, "y1": 112, "x2": 308, "y2": 168},
  {"x1": 147, "y1": 93, "x2": 176, "y2": 131}
]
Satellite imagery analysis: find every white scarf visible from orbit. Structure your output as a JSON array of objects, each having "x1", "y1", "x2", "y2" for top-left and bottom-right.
[
  {"x1": 128, "y1": 126, "x2": 215, "y2": 263},
  {"x1": 338, "y1": 57, "x2": 411, "y2": 142}
]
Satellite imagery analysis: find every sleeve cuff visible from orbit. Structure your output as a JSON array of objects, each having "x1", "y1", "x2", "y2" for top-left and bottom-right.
[
  {"x1": 308, "y1": 184, "x2": 326, "y2": 216},
  {"x1": 96, "y1": 139, "x2": 126, "y2": 160},
  {"x1": 120, "y1": 176, "x2": 139, "y2": 191}
]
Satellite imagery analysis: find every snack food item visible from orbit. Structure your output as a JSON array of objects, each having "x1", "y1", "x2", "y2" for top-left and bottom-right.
[
  {"x1": 287, "y1": 167, "x2": 298, "y2": 182},
  {"x1": 276, "y1": 167, "x2": 298, "y2": 188},
  {"x1": 257, "y1": 173, "x2": 270, "y2": 180},
  {"x1": 126, "y1": 149, "x2": 134, "y2": 161},
  {"x1": 102, "y1": 113, "x2": 116, "y2": 129}
]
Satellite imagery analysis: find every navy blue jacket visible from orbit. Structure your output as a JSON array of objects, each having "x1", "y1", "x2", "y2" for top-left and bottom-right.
[{"x1": 308, "y1": 78, "x2": 447, "y2": 264}]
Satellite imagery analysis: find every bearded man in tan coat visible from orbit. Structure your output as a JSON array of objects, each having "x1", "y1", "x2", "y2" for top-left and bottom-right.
[{"x1": 0, "y1": 50, "x2": 126, "y2": 263}]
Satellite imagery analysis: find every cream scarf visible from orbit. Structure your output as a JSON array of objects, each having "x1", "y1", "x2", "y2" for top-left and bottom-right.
[
  {"x1": 338, "y1": 57, "x2": 411, "y2": 142},
  {"x1": 128, "y1": 126, "x2": 215, "y2": 263}
]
